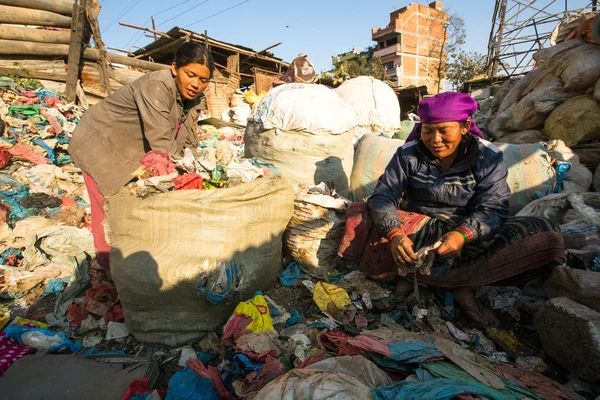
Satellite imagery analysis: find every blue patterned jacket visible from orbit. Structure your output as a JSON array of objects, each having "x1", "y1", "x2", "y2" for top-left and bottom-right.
[{"x1": 367, "y1": 135, "x2": 511, "y2": 243}]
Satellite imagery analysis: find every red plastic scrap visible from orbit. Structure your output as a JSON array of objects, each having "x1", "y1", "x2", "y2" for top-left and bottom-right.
[
  {"x1": 222, "y1": 315, "x2": 253, "y2": 345},
  {"x1": 61, "y1": 197, "x2": 77, "y2": 207},
  {"x1": 40, "y1": 108, "x2": 62, "y2": 135},
  {"x1": 187, "y1": 358, "x2": 236, "y2": 400},
  {"x1": 121, "y1": 377, "x2": 166, "y2": 400},
  {"x1": 0, "y1": 147, "x2": 11, "y2": 169},
  {"x1": 172, "y1": 173, "x2": 203, "y2": 190},
  {"x1": 234, "y1": 355, "x2": 285, "y2": 395},
  {"x1": 298, "y1": 350, "x2": 326, "y2": 369},
  {"x1": 496, "y1": 365, "x2": 572, "y2": 400},
  {"x1": 8, "y1": 142, "x2": 50, "y2": 165},
  {"x1": 0, "y1": 201, "x2": 11, "y2": 223},
  {"x1": 236, "y1": 349, "x2": 278, "y2": 363},
  {"x1": 320, "y1": 330, "x2": 391, "y2": 357},
  {"x1": 104, "y1": 304, "x2": 125, "y2": 324},
  {"x1": 140, "y1": 150, "x2": 175, "y2": 176}
]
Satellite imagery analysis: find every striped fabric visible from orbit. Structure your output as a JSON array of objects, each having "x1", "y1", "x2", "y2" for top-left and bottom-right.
[{"x1": 339, "y1": 203, "x2": 565, "y2": 288}]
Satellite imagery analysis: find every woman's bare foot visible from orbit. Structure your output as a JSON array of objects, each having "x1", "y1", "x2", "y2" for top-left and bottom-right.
[
  {"x1": 395, "y1": 278, "x2": 413, "y2": 298},
  {"x1": 453, "y1": 287, "x2": 500, "y2": 327}
]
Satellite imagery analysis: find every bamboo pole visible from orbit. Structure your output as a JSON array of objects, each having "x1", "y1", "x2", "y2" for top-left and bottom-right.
[
  {"x1": 66, "y1": 0, "x2": 85, "y2": 101},
  {"x1": 0, "y1": 39, "x2": 169, "y2": 71},
  {"x1": 178, "y1": 29, "x2": 289, "y2": 66},
  {"x1": 0, "y1": 26, "x2": 70, "y2": 44},
  {"x1": 84, "y1": 48, "x2": 169, "y2": 71},
  {"x1": 118, "y1": 22, "x2": 172, "y2": 39},
  {"x1": 0, "y1": 0, "x2": 74, "y2": 16},
  {"x1": 0, "y1": 5, "x2": 72, "y2": 28},
  {"x1": 134, "y1": 37, "x2": 183, "y2": 59},
  {"x1": 86, "y1": 0, "x2": 111, "y2": 95}
]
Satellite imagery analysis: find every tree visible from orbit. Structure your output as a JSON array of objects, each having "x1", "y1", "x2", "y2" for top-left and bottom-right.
[
  {"x1": 446, "y1": 51, "x2": 487, "y2": 90},
  {"x1": 340, "y1": 55, "x2": 387, "y2": 81},
  {"x1": 433, "y1": 13, "x2": 466, "y2": 93}
]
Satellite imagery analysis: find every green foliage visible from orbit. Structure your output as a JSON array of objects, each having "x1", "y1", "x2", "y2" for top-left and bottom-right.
[
  {"x1": 432, "y1": 12, "x2": 468, "y2": 93},
  {"x1": 446, "y1": 51, "x2": 487, "y2": 90},
  {"x1": 2, "y1": 62, "x2": 43, "y2": 89},
  {"x1": 340, "y1": 55, "x2": 388, "y2": 81}
]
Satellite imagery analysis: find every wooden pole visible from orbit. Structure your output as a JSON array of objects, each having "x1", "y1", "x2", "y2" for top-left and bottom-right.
[
  {"x1": 0, "y1": 5, "x2": 72, "y2": 28},
  {"x1": 0, "y1": 0, "x2": 73, "y2": 16},
  {"x1": 86, "y1": 0, "x2": 111, "y2": 96},
  {"x1": 66, "y1": 0, "x2": 86, "y2": 102},
  {"x1": 118, "y1": 22, "x2": 171, "y2": 39},
  {"x1": 134, "y1": 37, "x2": 183, "y2": 59},
  {"x1": 151, "y1": 17, "x2": 157, "y2": 41},
  {"x1": 107, "y1": 46, "x2": 135, "y2": 56},
  {"x1": 0, "y1": 25, "x2": 71, "y2": 44},
  {"x1": 83, "y1": 48, "x2": 169, "y2": 71},
  {"x1": 178, "y1": 28, "x2": 289, "y2": 66}
]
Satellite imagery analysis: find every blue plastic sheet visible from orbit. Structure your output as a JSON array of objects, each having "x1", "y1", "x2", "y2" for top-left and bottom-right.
[
  {"x1": 165, "y1": 367, "x2": 220, "y2": 400},
  {"x1": 555, "y1": 161, "x2": 570, "y2": 193},
  {"x1": 33, "y1": 138, "x2": 56, "y2": 164},
  {"x1": 43, "y1": 277, "x2": 71, "y2": 297},
  {"x1": 285, "y1": 309, "x2": 302, "y2": 327},
  {"x1": 593, "y1": 256, "x2": 600, "y2": 272},
  {"x1": 373, "y1": 378, "x2": 496, "y2": 400},
  {"x1": 420, "y1": 361, "x2": 542, "y2": 400},
  {"x1": 231, "y1": 354, "x2": 262, "y2": 377},
  {"x1": 442, "y1": 292, "x2": 455, "y2": 319},
  {"x1": 55, "y1": 135, "x2": 71, "y2": 145},
  {"x1": 5, "y1": 325, "x2": 82, "y2": 353},
  {"x1": 279, "y1": 262, "x2": 301, "y2": 287},
  {"x1": 197, "y1": 352, "x2": 217, "y2": 366},
  {"x1": 0, "y1": 248, "x2": 22, "y2": 265},
  {"x1": 196, "y1": 263, "x2": 240, "y2": 305},
  {"x1": 82, "y1": 348, "x2": 126, "y2": 357},
  {"x1": 370, "y1": 341, "x2": 444, "y2": 371}
]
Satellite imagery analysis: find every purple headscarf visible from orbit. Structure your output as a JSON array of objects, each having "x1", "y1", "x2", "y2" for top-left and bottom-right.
[{"x1": 406, "y1": 92, "x2": 484, "y2": 141}]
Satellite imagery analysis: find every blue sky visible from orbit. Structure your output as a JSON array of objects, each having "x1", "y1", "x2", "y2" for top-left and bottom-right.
[{"x1": 98, "y1": 0, "x2": 593, "y2": 73}]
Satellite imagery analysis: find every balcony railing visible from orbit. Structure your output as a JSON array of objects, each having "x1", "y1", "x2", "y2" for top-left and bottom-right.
[{"x1": 374, "y1": 43, "x2": 401, "y2": 58}]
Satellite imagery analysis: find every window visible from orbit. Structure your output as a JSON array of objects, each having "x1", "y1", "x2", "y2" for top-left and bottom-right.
[
  {"x1": 384, "y1": 61, "x2": 394, "y2": 71},
  {"x1": 378, "y1": 41, "x2": 385, "y2": 49},
  {"x1": 387, "y1": 37, "x2": 398, "y2": 46}
]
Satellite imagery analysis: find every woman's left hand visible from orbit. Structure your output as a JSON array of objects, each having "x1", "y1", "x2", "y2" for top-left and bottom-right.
[{"x1": 434, "y1": 231, "x2": 466, "y2": 259}]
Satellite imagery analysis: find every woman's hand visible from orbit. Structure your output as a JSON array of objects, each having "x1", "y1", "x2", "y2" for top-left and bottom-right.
[
  {"x1": 390, "y1": 233, "x2": 418, "y2": 272},
  {"x1": 434, "y1": 231, "x2": 466, "y2": 259}
]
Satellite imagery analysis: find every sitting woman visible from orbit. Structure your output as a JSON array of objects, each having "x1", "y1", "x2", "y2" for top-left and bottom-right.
[{"x1": 339, "y1": 92, "x2": 565, "y2": 326}]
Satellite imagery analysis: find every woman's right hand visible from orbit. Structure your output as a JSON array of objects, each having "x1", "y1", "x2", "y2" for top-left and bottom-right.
[{"x1": 390, "y1": 233, "x2": 418, "y2": 273}]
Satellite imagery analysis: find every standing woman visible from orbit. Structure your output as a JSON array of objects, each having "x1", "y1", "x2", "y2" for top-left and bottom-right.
[{"x1": 69, "y1": 42, "x2": 215, "y2": 268}]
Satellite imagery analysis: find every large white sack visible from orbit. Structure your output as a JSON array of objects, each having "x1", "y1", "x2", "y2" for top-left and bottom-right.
[
  {"x1": 249, "y1": 83, "x2": 357, "y2": 135},
  {"x1": 107, "y1": 176, "x2": 294, "y2": 346},
  {"x1": 334, "y1": 76, "x2": 400, "y2": 140},
  {"x1": 545, "y1": 95, "x2": 600, "y2": 147},
  {"x1": 533, "y1": 38, "x2": 586, "y2": 68},
  {"x1": 560, "y1": 43, "x2": 600, "y2": 92},
  {"x1": 503, "y1": 77, "x2": 575, "y2": 132},
  {"x1": 546, "y1": 140, "x2": 592, "y2": 193},
  {"x1": 244, "y1": 122, "x2": 354, "y2": 197},
  {"x1": 349, "y1": 134, "x2": 405, "y2": 202},
  {"x1": 496, "y1": 143, "x2": 556, "y2": 215},
  {"x1": 495, "y1": 130, "x2": 547, "y2": 144}
]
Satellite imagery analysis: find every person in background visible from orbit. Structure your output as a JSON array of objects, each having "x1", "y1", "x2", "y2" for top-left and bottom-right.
[
  {"x1": 69, "y1": 42, "x2": 214, "y2": 269},
  {"x1": 339, "y1": 92, "x2": 565, "y2": 326}
]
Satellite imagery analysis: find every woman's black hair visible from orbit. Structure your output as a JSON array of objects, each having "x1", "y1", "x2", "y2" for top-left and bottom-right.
[{"x1": 173, "y1": 42, "x2": 215, "y2": 78}]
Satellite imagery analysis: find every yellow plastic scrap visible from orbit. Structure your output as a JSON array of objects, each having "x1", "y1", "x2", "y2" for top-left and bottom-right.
[
  {"x1": 0, "y1": 304, "x2": 10, "y2": 330},
  {"x1": 233, "y1": 292, "x2": 274, "y2": 332},
  {"x1": 244, "y1": 90, "x2": 267, "y2": 109},
  {"x1": 485, "y1": 328, "x2": 523, "y2": 355},
  {"x1": 11, "y1": 316, "x2": 48, "y2": 329},
  {"x1": 313, "y1": 281, "x2": 352, "y2": 314}
]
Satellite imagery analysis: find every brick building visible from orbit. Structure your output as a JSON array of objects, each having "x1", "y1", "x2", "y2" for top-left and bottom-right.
[{"x1": 372, "y1": 1, "x2": 449, "y2": 93}]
